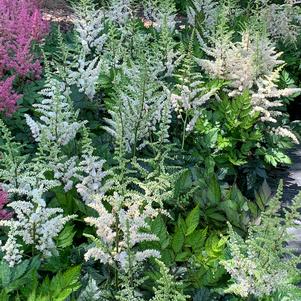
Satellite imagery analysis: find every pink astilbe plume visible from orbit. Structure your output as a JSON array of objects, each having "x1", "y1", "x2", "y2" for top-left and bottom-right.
[
  {"x1": 0, "y1": 0, "x2": 48, "y2": 114},
  {"x1": 0, "y1": 188, "x2": 12, "y2": 220},
  {"x1": 0, "y1": 76, "x2": 22, "y2": 115}
]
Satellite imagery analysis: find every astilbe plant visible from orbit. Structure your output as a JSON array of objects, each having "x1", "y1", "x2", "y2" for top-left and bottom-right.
[
  {"x1": 0, "y1": 76, "x2": 22, "y2": 115},
  {"x1": 222, "y1": 181, "x2": 301, "y2": 298},
  {"x1": 0, "y1": 0, "x2": 48, "y2": 114},
  {"x1": 150, "y1": 260, "x2": 187, "y2": 301},
  {"x1": 0, "y1": 185, "x2": 76, "y2": 267},
  {"x1": 104, "y1": 55, "x2": 171, "y2": 155},
  {"x1": 0, "y1": 119, "x2": 77, "y2": 267},
  {"x1": 258, "y1": 0, "x2": 301, "y2": 43},
  {"x1": 197, "y1": 28, "x2": 301, "y2": 144},
  {"x1": 25, "y1": 71, "x2": 87, "y2": 191}
]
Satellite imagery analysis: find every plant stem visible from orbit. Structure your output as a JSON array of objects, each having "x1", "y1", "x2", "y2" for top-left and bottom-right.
[{"x1": 181, "y1": 112, "x2": 188, "y2": 150}]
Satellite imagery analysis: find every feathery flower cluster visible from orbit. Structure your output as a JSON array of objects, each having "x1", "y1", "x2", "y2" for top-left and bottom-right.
[
  {"x1": 0, "y1": 0, "x2": 48, "y2": 77},
  {"x1": 0, "y1": 0, "x2": 48, "y2": 114},
  {"x1": 70, "y1": 0, "x2": 108, "y2": 100},
  {"x1": 0, "y1": 76, "x2": 22, "y2": 115},
  {"x1": 84, "y1": 192, "x2": 161, "y2": 271},
  {"x1": 261, "y1": 0, "x2": 301, "y2": 43},
  {"x1": 106, "y1": 0, "x2": 134, "y2": 26},
  {"x1": 198, "y1": 31, "x2": 301, "y2": 141},
  {"x1": 0, "y1": 186, "x2": 76, "y2": 267},
  {"x1": 24, "y1": 74, "x2": 88, "y2": 192},
  {"x1": 73, "y1": 0, "x2": 107, "y2": 55},
  {"x1": 68, "y1": 56, "x2": 102, "y2": 100},
  {"x1": 104, "y1": 59, "x2": 170, "y2": 153},
  {"x1": 25, "y1": 76, "x2": 85, "y2": 146},
  {"x1": 0, "y1": 188, "x2": 12, "y2": 220},
  {"x1": 76, "y1": 155, "x2": 107, "y2": 204}
]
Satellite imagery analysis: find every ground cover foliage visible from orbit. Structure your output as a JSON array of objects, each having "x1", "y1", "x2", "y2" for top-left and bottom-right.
[{"x1": 0, "y1": 0, "x2": 301, "y2": 300}]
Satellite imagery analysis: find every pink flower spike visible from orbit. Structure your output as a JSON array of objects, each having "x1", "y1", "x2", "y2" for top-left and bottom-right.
[
  {"x1": 0, "y1": 188, "x2": 12, "y2": 220},
  {"x1": 0, "y1": 0, "x2": 49, "y2": 114},
  {"x1": 0, "y1": 76, "x2": 22, "y2": 115}
]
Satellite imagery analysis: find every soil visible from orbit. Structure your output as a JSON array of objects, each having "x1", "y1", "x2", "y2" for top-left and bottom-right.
[{"x1": 40, "y1": 0, "x2": 74, "y2": 31}]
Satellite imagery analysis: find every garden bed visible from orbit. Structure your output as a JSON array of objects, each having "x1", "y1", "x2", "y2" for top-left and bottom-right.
[{"x1": 0, "y1": 0, "x2": 301, "y2": 300}]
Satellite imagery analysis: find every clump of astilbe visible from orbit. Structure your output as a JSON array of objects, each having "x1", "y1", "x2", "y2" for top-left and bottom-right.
[
  {"x1": 170, "y1": 32, "x2": 221, "y2": 148},
  {"x1": 0, "y1": 185, "x2": 76, "y2": 267},
  {"x1": 257, "y1": 0, "x2": 301, "y2": 44},
  {"x1": 25, "y1": 72, "x2": 86, "y2": 190},
  {"x1": 221, "y1": 181, "x2": 301, "y2": 298},
  {"x1": 0, "y1": 0, "x2": 48, "y2": 77},
  {"x1": 104, "y1": 54, "x2": 170, "y2": 156},
  {"x1": 143, "y1": 0, "x2": 177, "y2": 32},
  {"x1": 83, "y1": 134, "x2": 175, "y2": 293},
  {"x1": 0, "y1": 0, "x2": 48, "y2": 114},
  {"x1": 198, "y1": 30, "x2": 301, "y2": 143},
  {"x1": 0, "y1": 188, "x2": 12, "y2": 220},
  {"x1": 84, "y1": 191, "x2": 162, "y2": 271},
  {"x1": 72, "y1": 0, "x2": 107, "y2": 55}
]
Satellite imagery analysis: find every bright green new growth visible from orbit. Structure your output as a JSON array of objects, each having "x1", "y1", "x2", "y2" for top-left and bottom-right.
[{"x1": 222, "y1": 181, "x2": 301, "y2": 298}]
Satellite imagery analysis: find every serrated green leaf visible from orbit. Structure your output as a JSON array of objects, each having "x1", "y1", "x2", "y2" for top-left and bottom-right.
[
  {"x1": 56, "y1": 224, "x2": 76, "y2": 249},
  {"x1": 0, "y1": 261, "x2": 11, "y2": 288},
  {"x1": 185, "y1": 205, "x2": 200, "y2": 236},
  {"x1": 206, "y1": 175, "x2": 221, "y2": 205},
  {"x1": 175, "y1": 251, "x2": 191, "y2": 262},
  {"x1": 171, "y1": 227, "x2": 185, "y2": 253}
]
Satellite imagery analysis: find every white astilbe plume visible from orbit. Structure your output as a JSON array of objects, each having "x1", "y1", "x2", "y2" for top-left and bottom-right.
[
  {"x1": 52, "y1": 156, "x2": 81, "y2": 192},
  {"x1": 171, "y1": 80, "x2": 219, "y2": 132},
  {"x1": 84, "y1": 192, "x2": 161, "y2": 271},
  {"x1": 25, "y1": 74, "x2": 87, "y2": 191},
  {"x1": 0, "y1": 187, "x2": 76, "y2": 267},
  {"x1": 76, "y1": 155, "x2": 107, "y2": 204},
  {"x1": 84, "y1": 161, "x2": 174, "y2": 272},
  {"x1": 198, "y1": 31, "x2": 301, "y2": 141},
  {"x1": 170, "y1": 39, "x2": 219, "y2": 132},
  {"x1": 73, "y1": 0, "x2": 107, "y2": 54},
  {"x1": 68, "y1": 55, "x2": 102, "y2": 100},
  {"x1": 104, "y1": 59, "x2": 170, "y2": 153},
  {"x1": 261, "y1": 1, "x2": 301, "y2": 43},
  {"x1": 106, "y1": 0, "x2": 134, "y2": 26},
  {"x1": 251, "y1": 67, "x2": 301, "y2": 123},
  {"x1": 25, "y1": 76, "x2": 85, "y2": 146},
  {"x1": 75, "y1": 127, "x2": 109, "y2": 204}
]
